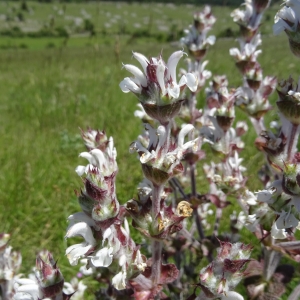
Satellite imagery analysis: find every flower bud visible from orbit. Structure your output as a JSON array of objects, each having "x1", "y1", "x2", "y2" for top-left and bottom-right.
[
  {"x1": 282, "y1": 163, "x2": 300, "y2": 196},
  {"x1": 36, "y1": 252, "x2": 64, "y2": 298},
  {"x1": 80, "y1": 128, "x2": 108, "y2": 151},
  {"x1": 92, "y1": 198, "x2": 119, "y2": 222}
]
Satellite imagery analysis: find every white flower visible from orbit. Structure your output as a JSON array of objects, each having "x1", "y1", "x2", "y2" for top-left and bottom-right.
[
  {"x1": 65, "y1": 222, "x2": 96, "y2": 266},
  {"x1": 14, "y1": 278, "x2": 41, "y2": 300},
  {"x1": 63, "y1": 278, "x2": 87, "y2": 300},
  {"x1": 242, "y1": 190, "x2": 258, "y2": 206},
  {"x1": 255, "y1": 180, "x2": 282, "y2": 203},
  {"x1": 112, "y1": 270, "x2": 127, "y2": 290},
  {"x1": 132, "y1": 250, "x2": 147, "y2": 272},
  {"x1": 271, "y1": 222, "x2": 288, "y2": 240},
  {"x1": 90, "y1": 247, "x2": 113, "y2": 267},
  {"x1": 120, "y1": 50, "x2": 197, "y2": 102},
  {"x1": 276, "y1": 209, "x2": 299, "y2": 230},
  {"x1": 132, "y1": 124, "x2": 198, "y2": 175},
  {"x1": 88, "y1": 226, "x2": 123, "y2": 269}
]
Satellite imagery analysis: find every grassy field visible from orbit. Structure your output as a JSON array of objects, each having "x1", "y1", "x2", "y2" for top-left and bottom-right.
[{"x1": 0, "y1": 1, "x2": 299, "y2": 298}]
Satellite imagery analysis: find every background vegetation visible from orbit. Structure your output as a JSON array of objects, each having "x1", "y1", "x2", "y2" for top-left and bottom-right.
[
  {"x1": 0, "y1": 1, "x2": 299, "y2": 298},
  {"x1": 6, "y1": 0, "x2": 284, "y2": 6}
]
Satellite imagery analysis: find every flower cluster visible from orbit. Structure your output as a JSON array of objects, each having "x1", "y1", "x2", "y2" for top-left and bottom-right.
[
  {"x1": 180, "y1": 6, "x2": 216, "y2": 60},
  {"x1": 200, "y1": 79, "x2": 247, "y2": 158},
  {"x1": 230, "y1": 0, "x2": 276, "y2": 135},
  {"x1": 65, "y1": 130, "x2": 147, "y2": 291},
  {"x1": 130, "y1": 123, "x2": 198, "y2": 186},
  {"x1": 119, "y1": 51, "x2": 198, "y2": 125},
  {"x1": 231, "y1": 0, "x2": 270, "y2": 40}
]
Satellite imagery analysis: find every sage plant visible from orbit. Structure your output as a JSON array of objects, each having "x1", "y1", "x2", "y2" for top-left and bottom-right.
[{"x1": 10, "y1": 2, "x2": 300, "y2": 299}]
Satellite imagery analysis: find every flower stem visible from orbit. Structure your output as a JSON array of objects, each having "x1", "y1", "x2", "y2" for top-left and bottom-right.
[
  {"x1": 152, "y1": 184, "x2": 163, "y2": 220},
  {"x1": 287, "y1": 123, "x2": 299, "y2": 161},
  {"x1": 189, "y1": 92, "x2": 197, "y2": 125},
  {"x1": 263, "y1": 246, "x2": 281, "y2": 281},
  {"x1": 190, "y1": 163, "x2": 197, "y2": 198},
  {"x1": 151, "y1": 184, "x2": 163, "y2": 286},
  {"x1": 190, "y1": 163, "x2": 205, "y2": 240},
  {"x1": 250, "y1": 116, "x2": 265, "y2": 136},
  {"x1": 151, "y1": 239, "x2": 163, "y2": 286}
]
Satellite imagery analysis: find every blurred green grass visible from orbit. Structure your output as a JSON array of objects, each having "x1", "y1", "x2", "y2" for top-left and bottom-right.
[{"x1": 0, "y1": 1, "x2": 299, "y2": 298}]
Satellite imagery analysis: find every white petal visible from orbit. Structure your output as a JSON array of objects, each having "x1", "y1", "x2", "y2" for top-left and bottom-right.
[
  {"x1": 65, "y1": 222, "x2": 96, "y2": 246},
  {"x1": 273, "y1": 19, "x2": 287, "y2": 35},
  {"x1": 15, "y1": 279, "x2": 37, "y2": 285},
  {"x1": 124, "y1": 218, "x2": 130, "y2": 236},
  {"x1": 75, "y1": 165, "x2": 87, "y2": 176},
  {"x1": 15, "y1": 284, "x2": 40, "y2": 299},
  {"x1": 134, "y1": 110, "x2": 145, "y2": 118},
  {"x1": 123, "y1": 64, "x2": 147, "y2": 87},
  {"x1": 206, "y1": 35, "x2": 216, "y2": 45},
  {"x1": 140, "y1": 151, "x2": 155, "y2": 164},
  {"x1": 79, "y1": 152, "x2": 96, "y2": 165},
  {"x1": 112, "y1": 271, "x2": 127, "y2": 290},
  {"x1": 166, "y1": 50, "x2": 184, "y2": 84},
  {"x1": 286, "y1": 212, "x2": 299, "y2": 228},
  {"x1": 68, "y1": 212, "x2": 99, "y2": 229},
  {"x1": 178, "y1": 75, "x2": 187, "y2": 87},
  {"x1": 90, "y1": 149, "x2": 106, "y2": 168},
  {"x1": 90, "y1": 247, "x2": 113, "y2": 267},
  {"x1": 119, "y1": 77, "x2": 141, "y2": 94},
  {"x1": 178, "y1": 124, "x2": 194, "y2": 147},
  {"x1": 229, "y1": 48, "x2": 241, "y2": 58},
  {"x1": 167, "y1": 85, "x2": 180, "y2": 99},
  {"x1": 119, "y1": 254, "x2": 127, "y2": 267},
  {"x1": 132, "y1": 52, "x2": 149, "y2": 74},
  {"x1": 156, "y1": 59, "x2": 166, "y2": 95},
  {"x1": 276, "y1": 209, "x2": 299, "y2": 229},
  {"x1": 66, "y1": 243, "x2": 92, "y2": 266},
  {"x1": 186, "y1": 73, "x2": 198, "y2": 92},
  {"x1": 255, "y1": 190, "x2": 272, "y2": 203},
  {"x1": 14, "y1": 292, "x2": 36, "y2": 300},
  {"x1": 271, "y1": 222, "x2": 287, "y2": 239},
  {"x1": 157, "y1": 126, "x2": 167, "y2": 150},
  {"x1": 102, "y1": 227, "x2": 113, "y2": 242}
]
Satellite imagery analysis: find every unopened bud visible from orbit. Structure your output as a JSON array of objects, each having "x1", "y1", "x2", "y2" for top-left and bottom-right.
[{"x1": 36, "y1": 252, "x2": 64, "y2": 298}]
